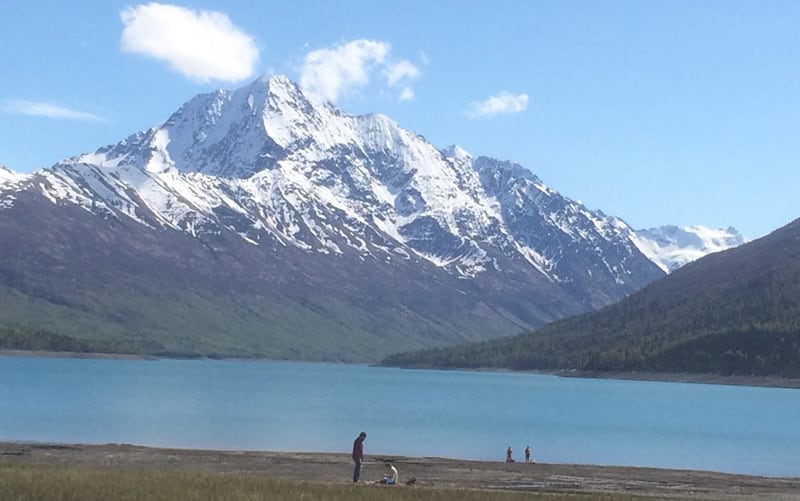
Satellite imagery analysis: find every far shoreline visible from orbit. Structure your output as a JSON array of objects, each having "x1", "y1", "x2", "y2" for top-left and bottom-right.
[
  {"x1": 3, "y1": 349, "x2": 800, "y2": 389},
  {"x1": 553, "y1": 368, "x2": 800, "y2": 389},
  {"x1": 387, "y1": 364, "x2": 800, "y2": 389},
  {"x1": 0, "y1": 349, "x2": 158, "y2": 361}
]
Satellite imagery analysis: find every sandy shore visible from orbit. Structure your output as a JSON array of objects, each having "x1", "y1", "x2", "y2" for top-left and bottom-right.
[{"x1": 1, "y1": 442, "x2": 798, "y2": 500}]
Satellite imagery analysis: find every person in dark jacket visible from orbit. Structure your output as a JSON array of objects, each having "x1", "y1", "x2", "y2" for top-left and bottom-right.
[{"x1": 352, "y1": 431, "x2": 367, "y2": 482}]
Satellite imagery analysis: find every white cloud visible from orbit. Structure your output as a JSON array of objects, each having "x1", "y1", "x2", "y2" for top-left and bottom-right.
[
  {"x1": 399, "y1": 87, "x2": 415, "y2": 101},
  {"x1": 300, "y1": 39, "x2": 389, "y2": 102},
  {"x1": 3, "y1": 100, "x2": 104, "y2": 122},
  {"x1": 300, "y1": 39, "x2": 420, "y2": 103},
  {"x1": 120, "y1": 3, "x2": 258, "y2": 83},
  {"x1": 468, "y1": 92, "x2": 529, "y2": 118},
  {"x1": 385, "y1": 60, "x2": 419, "y2": 87}
]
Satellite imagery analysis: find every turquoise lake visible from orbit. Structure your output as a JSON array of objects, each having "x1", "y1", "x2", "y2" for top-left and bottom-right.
[{"x1": 1, "y1": 356, "x2": 798, "y2": 477}]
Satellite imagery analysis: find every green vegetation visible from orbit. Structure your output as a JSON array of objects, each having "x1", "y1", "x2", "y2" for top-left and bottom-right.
[
  {"x1": 0, "y1": 271, "x2": 510, "y2": 362},
  {"x1": 0, "y1": 464, "x2": 646, "y2": 501},
  {"x1": 0, "y1": 324, "x2": 147, "y2": 354},
  {"x1": 384, "y1": 219, "x2": 800, "y2": 379}
]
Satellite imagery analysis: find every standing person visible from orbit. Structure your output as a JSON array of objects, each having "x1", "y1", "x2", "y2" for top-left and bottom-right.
[
  {"x1": 352, "y1": 431, "x2": 367, "y2": 482},
  {"x1": 524, "y1": 445, "x2": 531, "y2": 463},
  {"x1": 506, "y1": 446, "x2": 514, "y2": 463}
]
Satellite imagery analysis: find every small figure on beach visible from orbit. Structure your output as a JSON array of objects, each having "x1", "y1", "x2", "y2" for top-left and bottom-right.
[
  {"x1": 525, "y1": 445, "x2": 530, "y2": 463},
  {"x1": 506, "y1": 446, "x2": 514, "y2": 463},
  {"x1": 352, "y1": 431, "x2": 367, "y2": 482},
  {"x1": 377, "y1": 462, "x2": 399, "y2": 485}
]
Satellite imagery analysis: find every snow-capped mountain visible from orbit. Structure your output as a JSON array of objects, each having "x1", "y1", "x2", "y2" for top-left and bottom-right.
[
  {"x1": 633, "y1": 226, "x2": 746, "y2": 273},
  {"x1": 12, "y1": 75, "x2": 661, "y2": 290},
  {"x1": 0, "y1": 75, "x2": 736, "y2": 360}
]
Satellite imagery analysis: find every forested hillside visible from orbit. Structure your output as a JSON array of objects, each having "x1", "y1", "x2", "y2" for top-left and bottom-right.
[{"x1": 383, "y1": 218, "x2": 800, "y2": 378}]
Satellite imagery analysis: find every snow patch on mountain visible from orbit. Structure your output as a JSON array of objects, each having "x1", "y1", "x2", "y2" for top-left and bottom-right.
[
  {"x1": 441, "y1": 145, "x2": 472, "y2": 162},
  {"x1": 633, "y1": 225, "x2": 746, "y2": 273},
  {"x1": 0, "y1": 164, "x2": 30, "y2": 209},
  {"x1": 0, "y1": 163, "x2": 25, "y2": 184}
]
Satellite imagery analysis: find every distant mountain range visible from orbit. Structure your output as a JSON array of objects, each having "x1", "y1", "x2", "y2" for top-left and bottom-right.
[
  {"x1": 633, "y1": 225, "x2": 745, "y2": 273},
  {"x1": 383, "y1": 217, "x2": 800, "y2": 378},
  {"x1": 0, "y1": 76, "x2": 742, "y2": 361}
]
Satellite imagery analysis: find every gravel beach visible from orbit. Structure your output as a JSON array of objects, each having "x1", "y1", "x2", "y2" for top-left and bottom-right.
[{"x1": 2, "y1": 442, "x2": 799, "y2": 499}]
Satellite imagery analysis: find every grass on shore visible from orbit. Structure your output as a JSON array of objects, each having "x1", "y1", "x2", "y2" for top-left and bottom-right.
[{"x1": 0, "y1": 464, "x2": 654, "y2": 501}]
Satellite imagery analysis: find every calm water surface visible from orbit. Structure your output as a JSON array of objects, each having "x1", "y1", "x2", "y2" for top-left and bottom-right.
[{"x1": 1, "y1": 356, "x2": 798, "y2": 477}]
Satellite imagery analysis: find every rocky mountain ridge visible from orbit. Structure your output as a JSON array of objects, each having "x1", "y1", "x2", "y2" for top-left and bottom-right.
[{"x1": 0, "y1": 75, "x2": 742, "y2": 360}]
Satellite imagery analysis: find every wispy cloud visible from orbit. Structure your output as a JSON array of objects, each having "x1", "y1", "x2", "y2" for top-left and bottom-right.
[
  {"x1": 399, "y1": 87, "x2": 415, "y2": 101},
  {"x1": 300, "y1": 39, "x2": 420, "y2": 103},
  {"x1": 418, "y1": 51, "x2": 431, "y2": 66},
  {"x1": 120, "y1": 3, "x2": 259, "y2": 83},
  {"x1": 468, "y1": 91, "x2": 529, "y2": 118},
  {"x1": 385, "y1": 60, "x2": 419, "y2": 102},
  {"x1": 384, "y1": 60, "x2": 419, "y2": 87},
  {"x1": 3, "y1": 99, "x2": 104, "y2": 122}
]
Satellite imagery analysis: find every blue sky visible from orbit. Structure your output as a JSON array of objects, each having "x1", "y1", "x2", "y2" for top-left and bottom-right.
[{"x1": 1, "y1": 1, "x2": 797, "y2": 239}]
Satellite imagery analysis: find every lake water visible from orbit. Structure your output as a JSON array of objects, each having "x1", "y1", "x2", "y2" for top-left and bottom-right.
[{"x1": 1, "y1": 356, "x2": 798, "y2": 477}]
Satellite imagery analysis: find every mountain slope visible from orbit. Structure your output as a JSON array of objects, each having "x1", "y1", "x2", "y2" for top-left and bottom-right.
[
  {"x1": 383, "y1": 217, "x2": 800, "y2": 377},
  {"x1": 0, "y1": 75, "x2": 732, "y2": 362}
]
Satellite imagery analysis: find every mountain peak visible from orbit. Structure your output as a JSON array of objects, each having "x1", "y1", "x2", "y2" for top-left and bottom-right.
[
  {"x1": 441, "y1": 145, "x2": 472, "y2": 161},
  {"x1": 255, "y1": 73, "x2": 291, "y2": 85},
  {"x1": 237, "y1": 74, "x2": 311, "y2": 112},
  {"x1": 255, "y1": 74, "x2": 307, "y2": 102}
]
